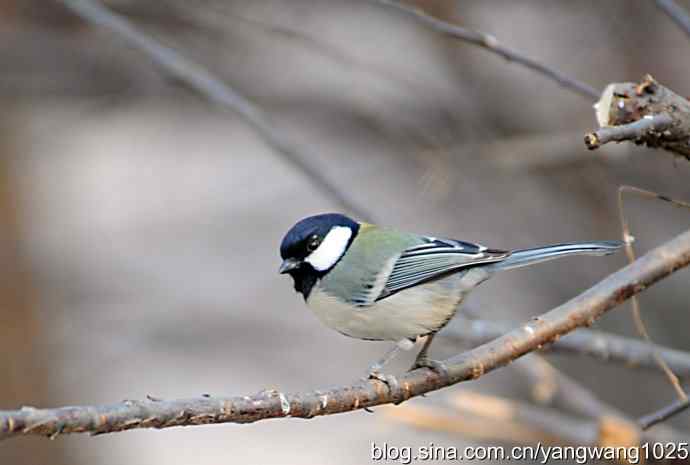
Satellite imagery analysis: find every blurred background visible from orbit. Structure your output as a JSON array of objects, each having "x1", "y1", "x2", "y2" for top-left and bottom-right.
[{"x1": 2, "y1": 1, "x2": 690, "y2": 463}]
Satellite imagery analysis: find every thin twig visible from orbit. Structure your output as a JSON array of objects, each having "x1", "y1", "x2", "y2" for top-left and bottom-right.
[
  {"x1": 584, "y1": 114, "x2": 674, "y2": 150},
  {"x1": 617, "y1": 185, "x2": 690, "y2": 430},
  {"x1": 444, "y1": 318, "x2": 690, "y2": 378},
  {"x1": 199, "y1": 5, "x2": 441, "y2": 102},
  {"x1": 656, "y1": 0, "x2": 690, "y2": 40},
  {"x1": 618, "y1": 185, "x2": 689, "y2": 401},
  {"x1": 375, "y1": 0, "x2": 599, "y2": 100},
  {"x1": 57, "y1": 0, "x2": 373, "y2": 221},
  {"x1": 1, "y1": 229, "x2": 690, "y2": 439},
  {"x1": 639, "y1": 398, "x2": 690, "y2": 430}
]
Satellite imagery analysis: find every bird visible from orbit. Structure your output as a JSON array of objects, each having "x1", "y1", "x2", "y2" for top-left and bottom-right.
[{"x1": 279, "y1": 213, "x2": 622, "y2": 394}]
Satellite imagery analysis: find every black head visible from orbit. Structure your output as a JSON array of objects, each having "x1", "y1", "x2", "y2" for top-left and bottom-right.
[{"x1": 279, "y1": 213, "x2": 359, "y2": 299}]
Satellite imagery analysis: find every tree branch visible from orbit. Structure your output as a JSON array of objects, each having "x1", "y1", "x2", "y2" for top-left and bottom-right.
[
  {"x1": 584, "y1": 114, "x2": 674, "y2": 150},
  {"x1": 445, "y1": 318, "x2": 690, "y2": 378},
  {"x1": 57, "y1": 0, "x2": 373, "y2": 221},
  {"x1": 513, "y1": 356, "x2": 688, "y2": 441},
  {"x1": 448, "y1": 313, "x2": 690, "y2": 436},
  {"x1": 656, "y1": 0, "x2": 690, "y2": 40},
  {"x1": 386, "y1": 399, "x2": 595, "y2": 446},
  {"x1": 639, "y1": 397, "x2": 690, "y2": 430},
  {"x1": 387, "y1": 393, "x2": 686, "y2": 452},
  {"x1": 375, "y1": 0, "x2": 599, "y2": 100},
  {"x1": 1, "y1": 229, "x2": 689, "y2": 439},
  {"x1": 585, "y1": 75, "x2": 690, "y2": 160},
  {"x1": 516, "y1": 356, "x2": 625, "y2": 418}
]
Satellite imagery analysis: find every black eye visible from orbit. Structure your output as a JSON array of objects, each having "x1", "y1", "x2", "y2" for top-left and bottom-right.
[{"x1": 306, "y1": 235, "x2": 321, "y2": 252}]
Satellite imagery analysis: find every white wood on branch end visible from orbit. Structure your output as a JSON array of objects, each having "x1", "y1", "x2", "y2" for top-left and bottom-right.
[{"x1": 584, "y1": 75, "x2": 690, "y2": 160}]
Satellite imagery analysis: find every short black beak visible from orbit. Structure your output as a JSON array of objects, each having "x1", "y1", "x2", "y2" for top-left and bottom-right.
[{"x1": 279, "y1": 258, "x2": 301, "y2": 274}]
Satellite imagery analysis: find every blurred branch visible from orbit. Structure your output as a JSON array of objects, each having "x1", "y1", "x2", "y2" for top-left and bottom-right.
[
  {"x1": 375, "y1": 0, "x2": 599, "y2": 100},
  {"x1": 451, "y1": 306, "x2": 690, "y2": 436},
  {"x1": 385, "y1": 396, "x2": 596, "y2": 446},
  {"x1": 656, "y1": 0, "x2": 690, "y2": 39},
  {"x1": 450, "y1": 391, "x2": 601, "y2": 445},
  {"x1": 515, "y1": 356, "x2": 688, "y2": 441},
  {"x1": 1, "y1": 229, "x2": 690, "y2": 439},
  {"x1": 450, "y1": 391, "x2": 683, "y2": 445},
  {"x1": 517, "y1": 356, "x2": 627, "y2": 419},
  {"x1": 388, "y1": 362, "x2": 686, "y2": 446},
  {"x1": 445, "y1": 318, "x2": 690, "y2": 378},
  {"x1": 57, "y1": 0, "x2": 373, "y2": 221},
  {"x1": 639, "y1": 398, "x2": 690, "y2": 430},
  {"x1": 386, "y1": 393, "x2": 684, "y2": 452},
  {"x1": 585, "y1": 75, "x2": 690, "y2": 161},
  {"x1": 200, "y1": 6, "x2": 442, "y2": 102}
]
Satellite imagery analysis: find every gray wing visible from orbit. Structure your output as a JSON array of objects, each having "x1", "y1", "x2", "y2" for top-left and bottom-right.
[{"x1": 376, "y1": 237, "x2": 509, "y2": 301}]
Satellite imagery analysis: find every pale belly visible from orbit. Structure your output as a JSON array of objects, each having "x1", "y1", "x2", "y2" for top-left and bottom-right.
[{"x1": 306, "y1": 268, "x2": 490, "y2": 341}]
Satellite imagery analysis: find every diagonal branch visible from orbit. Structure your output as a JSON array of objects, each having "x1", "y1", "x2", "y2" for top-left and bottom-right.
[
  {"x1": 514, "y1": 356, "x2": 687, "y2": 440},
  {"x1": 656, "y1": 0, "x2": 690, "y2": 40},
  {"x1": 511, "y1": 337, "x2": 686, "y2": 439},
  {"x1": 57, "y1": 0, "x2": 373, "y2": 221},
  {"x1": 448, "y1": 314, "x2": 690, "y2": 436},
  {"x1": 1, "y1": 229, "x2": 689, "y2": 439},
  {"x1": 388, "y1": 392, "x2": 687, "y2": 449},
  {"x1": 375, "y1": 0, "x2": 599, "y2": 100},
  {"x1": 445, "y1": 318, "x2": 690, "y2": 378},
  {"x1": 639, "y1": 398, "x2": 690, "y2": 430}
]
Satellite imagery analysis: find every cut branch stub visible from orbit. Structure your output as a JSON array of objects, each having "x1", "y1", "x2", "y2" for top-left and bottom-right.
[{"x1": 584, "y1": 75, "x2": 690, "y2": 160}]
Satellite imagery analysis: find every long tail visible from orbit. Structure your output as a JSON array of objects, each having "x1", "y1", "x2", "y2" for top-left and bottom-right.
[{"x1": 487, "y1": 241, "x2": 623, "y2": 272}]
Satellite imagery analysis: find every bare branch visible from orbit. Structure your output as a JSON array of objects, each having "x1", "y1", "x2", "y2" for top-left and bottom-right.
[
  {"x1": 585, "y1": 114, "x2": 674, "y2": 150},
  {"x1": 516, "y1": 356, "x2": 626, "y2": 419},
  {"x1": 514, "y1": 356, "x2": 688, "y2": 443},
  {"x1": 1, "y1": 229, "x2": 689, "y2": 439},
  {"x1": 639, "y1": 398, "x2": 690, "y2": 430},
  {"x1": 450, "y1": 391, "x2": 603, "y2": 445},
  {"x1": 656, "y1": 0, "x2": 690, "y2": 40},
  {"x1": 57, "y1": 0, "x2": 373, "y2": 221},
  {"x1": 375, "y1": 0, "x2": 599, "y2": 100},
  {"x1": 445, "y1": 318, "x2": 690, "y2": 378},
  {"x1": 448, "y1": 312, "x2": 663, "y2": 435},
  {"x1": 509, "y1": 341, "x2": 687, "y2": 441},
  {"x1": 387, "y1": 393, "x2": 685, "y2": 451},
  {"x1": 585, "y1": 75, "x2": 690, "y2": 160},
  {"x1": 386, "y1": 399, "x2": 593, "y2": 446}
]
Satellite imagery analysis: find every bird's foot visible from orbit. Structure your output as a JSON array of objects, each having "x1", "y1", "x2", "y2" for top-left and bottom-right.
[
  {"x1": 364, "y1": 370, "x2": 405, "y2": 405},
  {"x1": 410, "y1": 357, "x2": 450, "y2": 383}
]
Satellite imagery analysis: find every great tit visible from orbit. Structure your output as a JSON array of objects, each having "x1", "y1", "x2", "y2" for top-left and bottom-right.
[{"x1": 279, "y1": 213, "x2": 622, "y2": 389}]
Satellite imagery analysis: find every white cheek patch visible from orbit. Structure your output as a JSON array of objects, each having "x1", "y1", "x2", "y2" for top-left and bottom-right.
[{"x1": 305, "y1": 226, "x2": 353, "y2": 271}]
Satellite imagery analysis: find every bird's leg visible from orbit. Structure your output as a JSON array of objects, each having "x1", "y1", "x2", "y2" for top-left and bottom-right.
[
  {"x1": 409, "y1": 334, "x2": 450, "y2": 382},
  {"x1": 365, "y1": 344, "x2": 400, "y2": 377},
  {"x1": 364, "y1": 339, "x2": 414, "y2": 405}
]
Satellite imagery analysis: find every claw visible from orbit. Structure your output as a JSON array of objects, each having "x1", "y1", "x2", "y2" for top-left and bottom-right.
[
  {"x1": 410, "y1": 358, "x2": 450, "y2": 384},
  {"x1": 366, "y1": 371, "x2": 405, "y2": 405}
]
